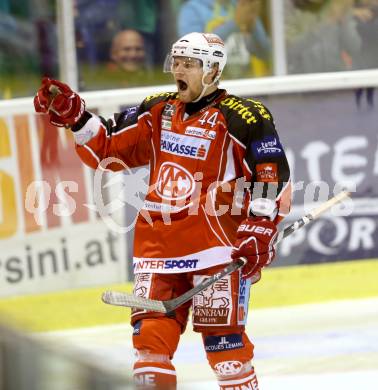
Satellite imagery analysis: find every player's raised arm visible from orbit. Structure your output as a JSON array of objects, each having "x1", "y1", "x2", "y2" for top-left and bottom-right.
[{"x1": 34, "y1": 77, "x2": 152, "y2": 170}]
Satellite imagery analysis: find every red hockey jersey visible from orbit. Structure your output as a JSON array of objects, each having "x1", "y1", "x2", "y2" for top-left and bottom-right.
[{"x1": 73, "y1": 89, "x2": 291, "y2": 274}]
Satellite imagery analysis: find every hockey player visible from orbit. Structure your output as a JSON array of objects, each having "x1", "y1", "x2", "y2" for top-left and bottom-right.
[{"x1": 34, "y1": 32, "x2": 291, "y2": 389}]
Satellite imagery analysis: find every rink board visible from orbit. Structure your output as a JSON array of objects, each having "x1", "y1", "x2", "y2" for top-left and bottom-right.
[{"x1": 1, "y1": 82, "x2": 377, "y2": 298}]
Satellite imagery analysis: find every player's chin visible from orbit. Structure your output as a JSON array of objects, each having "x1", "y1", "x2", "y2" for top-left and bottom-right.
[{"x1": 177, "y1": 90, "x2": 193, "y2": 103}]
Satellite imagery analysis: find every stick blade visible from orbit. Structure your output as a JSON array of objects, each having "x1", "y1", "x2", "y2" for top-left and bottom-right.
[{"x1": 102, "y1": 291, "x2": 167, "y2": 313}]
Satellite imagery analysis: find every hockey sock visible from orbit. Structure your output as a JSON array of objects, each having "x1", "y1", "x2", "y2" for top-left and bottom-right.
[
  {"x1": 217, "y1": 363, "x2": 259, "y2": 390},
  {"x1": 133, "y1": 356, "x2": 177, "y2": 389}
]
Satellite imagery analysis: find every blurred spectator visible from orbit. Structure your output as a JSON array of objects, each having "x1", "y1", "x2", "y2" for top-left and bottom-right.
[
  {"x1": 286, "y1": 0, "x2": 362, "y2": 74},
  {"x1": 291, "y1": 0, "x2": 327, "y2": 12},
  {"x1": 355, "y1": 85, "x2": 375, "y2": 109},
  {"x1": 117, "y1": 0, "x2": 158, "y2": 66},
  {"x1": 0, "y1": 8, "x2": 37, "y2": 96},
  {"x1": 117, "y1": 0, "x2": 182, "y2": 68},
  {"x1": 74, "y1": 0, "x2": 121, "y2": 67},
  {"x1": 34, "y1": 0, "x2": 58, "y2": 78},
  {"x1": 79, "y1": 28, "x2": 171, "y2": 90},
  {"x1": 178, "y1": 0, "x2": 272, "y2": 78},
  {"x1": 110, "y1": 29, "x2": 147, "y2": 73},
  {"x1": 353, "y1": 0, "x2": 377, "y2": 109},
  {"x1": 105, "y1": 29, "x2": 155, "y2": 88},
  {"x1": 353, "y1": 0, "x2": 378, "y2": 70},
  {"x1": 0, "y1": 0, "x2": 57, "y2": 98},
  {"x1": 0, "y1": 0, "x2": 10, "y2": 12},
  {"x1": 156, "y1": 0, "x2": 183, "y2": 64},
  {"x1": 74, "y1": 0, "x2": 178, "y2": 89}
]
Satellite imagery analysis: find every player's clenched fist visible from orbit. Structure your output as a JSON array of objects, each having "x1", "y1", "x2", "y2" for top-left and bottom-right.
[
  {"x1": 231, "y1": 217, "x2": 278, "y2": 279},
  {"x1": 34, "y1": 77, "x2": 85, "y2": 127}
]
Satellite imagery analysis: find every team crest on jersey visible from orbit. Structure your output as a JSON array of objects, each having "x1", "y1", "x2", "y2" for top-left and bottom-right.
[
  {"x1": 214, "y1": 361, "x2": 243, "y2": 376},
  {"x1": 156, "y1": 162, "x2": 195, "y2": 201},
  {"x1": 161, "y1": 130, "x2": 210, "y2": 160}
]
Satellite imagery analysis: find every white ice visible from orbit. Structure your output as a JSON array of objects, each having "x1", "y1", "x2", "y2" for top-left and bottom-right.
[{"x1": 40, "y1": 297, "x2": 378, "y2": 389}]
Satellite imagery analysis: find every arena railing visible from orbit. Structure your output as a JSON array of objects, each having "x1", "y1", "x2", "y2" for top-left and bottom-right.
[{"x1": 1, "y1": 69, "x2": 377, "y2": 116}]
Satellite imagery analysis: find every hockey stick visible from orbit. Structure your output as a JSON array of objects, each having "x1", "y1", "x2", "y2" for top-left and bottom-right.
[{"x1": 102, "y1": 190, "x2": 350, "y2": 313}]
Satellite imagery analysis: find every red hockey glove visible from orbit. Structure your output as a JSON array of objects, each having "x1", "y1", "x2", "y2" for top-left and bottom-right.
[
  {"x1": 34, "y1": 77, "x2": 85, "y2": 127},
  {"x1": 231, "y1": 217, "x2": 278, "y2": 279}
]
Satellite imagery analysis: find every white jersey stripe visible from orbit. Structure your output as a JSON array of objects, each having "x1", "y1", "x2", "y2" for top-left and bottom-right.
[
  {"x1": 83, "y1": 144, "x2": 100, "y2": 164},
  {"x1": 133, "y1": 367, "x2": 176, "y2": 376},
  {"x1": 222, "y1": 140, "x2": 237, "y2": 183},
  {"x1": 228, "y1": 132, "x2": 247, "y2": 149},
  {"x1": 202, "y1": 204, "x2": 230, "y2": 247},
  {"x1": 218, "y1": 372, "x2": 257, "y2": 386}
]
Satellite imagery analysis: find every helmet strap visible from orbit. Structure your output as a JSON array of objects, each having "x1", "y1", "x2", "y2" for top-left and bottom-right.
[{"x1": 192, "y1": 72, "x2": 217, "y2": 103}]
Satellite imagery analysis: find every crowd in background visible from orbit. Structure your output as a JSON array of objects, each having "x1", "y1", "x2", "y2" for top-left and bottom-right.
[
  {"x1": 0, "y1": 0, "x2": 377, "y2": 98},
  {"x1": 286, "y1": 0, "x2": 378, "y2": 73}
]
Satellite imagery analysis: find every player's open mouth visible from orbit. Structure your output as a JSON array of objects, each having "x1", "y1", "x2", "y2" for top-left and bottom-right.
[{"x1": 177, "y1": 80, "x2": 188, "y2": 91}]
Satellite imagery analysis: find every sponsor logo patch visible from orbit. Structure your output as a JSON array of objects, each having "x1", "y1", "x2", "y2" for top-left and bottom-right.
[
  {"x1": 192, "y1": 275, "x2": 232, "y2": 326},
  {"x1": 213, "y1": 50, "x2": 224, "y2": 58},
  {"x1": 220, "y1": 97, "x2": 258, "y2": 124},
  {"x1": 252, "y1": 136, "x2": 284, "y2": 158},
  {"x1": 121, "y1": 105, "x2": 139, "y2": 121},
  {"x1": 134, "y1": 258, "x2": 199, "y2": 272},
  {"x1": 143, "y1": 200, "x2": 184, "y2": 213},
  {"x1": 162, "y1": 103, "x2": 176, "y2": 118},
  {"x1": 133, "y1": 321, "x2": 142, "y2": 335},
  {"x1": 204, "y1": 334, "x2": 244, "y2": 352},
  {"x1": 203, "y1": 33, "x2": 225, "y2": 47},
  {"x1": 161, "y1": 104, "x2": 176, "y2": 130},
  {"x1": 161, "y1": 119, "x2": 172, "y2": 130},
  {"x1": 132, "y1": 273, "x2": 153, "y2": 315},
  {"x1": 237, "y1": 224, "x2": 274, "y2": 236},
  {"x1": 237, "y1": 276, "x2": 251, "y2": 325},
  {"x1": 256, "y1": 163, "x2": 278, "y2": 182},
  {"x1": 133, "y1": 273, "x2": 152, "y2": 298},
  {"x1": 185, "y1": 126, "x2": 216, "y2": 140},
  {"x1": 160, "y1": 130, "x2": 210, "y2": 160}
]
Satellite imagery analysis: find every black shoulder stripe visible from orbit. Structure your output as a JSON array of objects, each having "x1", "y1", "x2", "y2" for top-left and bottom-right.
[
  {"x1": 105, "y1": 92, "x2": 178, "y2": 137},
  {"x1": 219, "y1": 95, "x2": 268, "y2": 146},
  {"x1": 219, "y1": 95, "x2": 260, "y2": 125},
  {"x1": 243, "y1": 98, "x2": 273, "y2": 122},
  {"x1": 142, "y1": 91, "x2": 178, "y2": 111}
]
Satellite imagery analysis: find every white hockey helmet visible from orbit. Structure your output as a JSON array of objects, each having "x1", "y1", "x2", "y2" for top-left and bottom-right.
[{"x1": 164, "y1": 32, "x2": 227, "y2": 83}]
